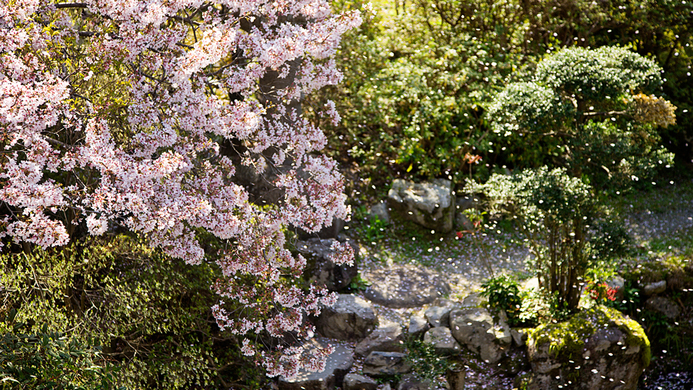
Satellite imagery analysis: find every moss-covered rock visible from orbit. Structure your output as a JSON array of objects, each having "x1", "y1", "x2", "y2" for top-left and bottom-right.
[{"x1": 526, "y1": 305, "x2": 650, "y2": 390}]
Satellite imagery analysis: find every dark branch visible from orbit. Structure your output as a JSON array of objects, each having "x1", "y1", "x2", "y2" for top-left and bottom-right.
[
  {"x1": 55, "y1": 3, "x2": 88, "y2": 9},
  {"x1": 582, "y1": 110, "x2": 628, "y2": 117}
]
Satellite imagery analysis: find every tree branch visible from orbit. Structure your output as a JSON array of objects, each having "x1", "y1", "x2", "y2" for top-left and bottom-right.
[
  {"x1": 582, "y1": 110, "x2": 628, "y2": 117},
  {"x1": 55, "y1": 3, "x2": 88, "y2": 9}
]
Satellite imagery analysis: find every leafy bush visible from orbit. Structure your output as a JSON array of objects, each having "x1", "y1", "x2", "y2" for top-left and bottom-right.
[
  {"x1": 0, "y1": 316, "x2": 120, "y2": 390},
  {"x1": 488, "y1": 46, "x2": 676, "y2": 191},
  {"x1": 0, "y1": 235, "x2": 266, "y2": 389},
  {"x1": 467, "y1": 167, "x2": 596, "y2": 312},
  {"x1": 480, "y1": 275, "x2": 523, "y2": 326},
  {"x1": 307, "y1": 0, "x2": 536, "y2": 180}
]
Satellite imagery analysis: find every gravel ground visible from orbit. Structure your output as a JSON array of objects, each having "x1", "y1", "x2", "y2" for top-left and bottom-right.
[{"x1": 348, "y1": 181, "x2": 693, "y2": 324}]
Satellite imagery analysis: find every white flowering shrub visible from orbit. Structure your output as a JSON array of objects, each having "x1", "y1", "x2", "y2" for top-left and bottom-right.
[{"x1": 0, "y1": 0, "x2": 360, "y2": 379}]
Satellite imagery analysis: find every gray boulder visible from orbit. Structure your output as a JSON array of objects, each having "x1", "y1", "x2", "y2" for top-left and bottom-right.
[
  {"x1": 363, "y1": 352, "x2": 413, "y2": 376},
  {"x1": 388, "y1": 179, "x2": 455, "y2": 232},
  {"x1": 460, "y1": 292, "x2": 484, "y2": 308},
  {"x1": 295, "y1": 238, "x2": 357, "y2": 291},
  {"x1": 423, "y1": 326, "x2": 462, "y2": 355},
  {"x1": 643, "y1": 280, "x2": 666, "y2": 296},
  {"x1": 363, "y1": 264, "x2": 450, "y2": 308},
  {"x1": 278, "y1": 338, "x2": 353, "y2": 390},
  {"x1": 645, "y1": 296, "x2": 680, "y2": 319},
  {"x1": 369, "y1": 202, "x2": 391, "y2": 224},
  {"x1": 425, "y1": 298, "x2": 460, "y2": 327},
  {"x1": 455, "y1": 196, "x2": 481, "y2": 231},
  {"x1": 449, "y1": 308, "x2": 510, "y2": 363},
  {"x1": 397, "y1": 374, "x2": 432, "y2": 390},
  {"x1": 355, "y1": 319, "x2": 404, "y2": 357},
  {"x1": 526, "y1": 305, "x2": 650, "y2": 390},
  {"x1": 316, "y1": 294, "x2": 377, "y2": 341},
  {"x1": 511, "y1": 328, "x2": 528, "y2": 347},
  {"x1": 408, "y1": 314, "x2": 430, "y2": 338},
  {"x1": 343, "y1": 373, "x2": 378, "y2": 390}
]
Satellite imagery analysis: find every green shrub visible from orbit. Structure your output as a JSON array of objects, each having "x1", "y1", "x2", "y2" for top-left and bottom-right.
[
  {"x1": 467, "y1": 167, "x2": 595, "y2": 312},
  {"x1": 0, "y1": 314, "x2": 120, "y2": 390},
  {"x1": 488, "y1": 46, "x2": 675, "y2": 191},
  {"x1": 0, "y1": 236, "x2": 266, "y2": 389},
  {"x1": 480, "y1": 275, "x2": 523, "y2": 326},
  {"x1": 306, "y1": 0, "x2": 535, "y2": 181}
]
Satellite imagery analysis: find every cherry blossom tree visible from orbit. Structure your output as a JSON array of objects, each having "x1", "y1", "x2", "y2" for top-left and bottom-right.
[{"x1": 0, "y1": 0, "x2": 360, "y2": 378}]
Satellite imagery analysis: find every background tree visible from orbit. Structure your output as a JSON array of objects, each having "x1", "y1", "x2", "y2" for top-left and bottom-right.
[
  {"x1": 309, "y1": 0, "x2": 692, "y2": 190},
  {"x1": 0, "y1": 0, "x2": 360, "y2": 381}
]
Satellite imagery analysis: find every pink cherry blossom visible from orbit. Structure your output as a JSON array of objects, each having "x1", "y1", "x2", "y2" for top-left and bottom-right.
[{"x1": 0, "y1": 0, "x2": 359, "y2": 379}]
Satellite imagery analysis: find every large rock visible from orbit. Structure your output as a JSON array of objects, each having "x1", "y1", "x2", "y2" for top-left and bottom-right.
[
  {"x1": 408, "y1": 314, "x2": 430, "y2": 338},
  {"x1": 397, "y1": 374, "x2": 432, "y2": 390},
  {"x1": 355, "y1": 319, "x2": 404, "y2": 357},
  {"x1": 343, "y1": 373, "x2": 378, "y2": 390},
  {"x1": 455, "y1": 196, "x2": 481, "y2": 230},
  {"x1": 363, "y1": 264, "x2": 450, "y2": 308},
  {"x1": 369, "y1": 202, "x2": 391, "y2": 224},
  {"x1": 425, "y1": 298, "x2": 460, "y2": 327},
  {"x1": 316, "y1": 294, "x2": 377, "y2": 341},
  {"x1": 423, "y1": 327, "x2": 462, "y2": 355},
  {"x1": 295, "y1": 238, "x2": 357, "y2": 291},
  {"x1": 645, "y1": 296, "x2": 680, "y2": 319},
  {"x1": 388, "y1": 179, "x2": 455, "y2": 232},
  {"x1": 643, "y1": 280, "x2": 666, "y2": 296},
  {"x1": 363, "y1": 352, "x2": 413, "y2": 376},
  {"x1": 449, "y1": 308, "x2": 511, "y2": 363},
  {"x1": 278, "y1": 338, "x2": 354, "y2": 390},
  {"x1": 526, "y1": 305, "x2": 650, "y2": 390}
]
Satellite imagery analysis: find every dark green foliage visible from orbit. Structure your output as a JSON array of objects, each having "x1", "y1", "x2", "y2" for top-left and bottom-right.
[
  {"x1": 313, "y1": 0, "x2": 693, "y2": 186},
  {"x1": 306, "y1": 0, "x2": 534, "y2": 180},
  {"x1": 0, "y1": 235, "x2": 266, "y2": 389},
  {"x1": 518, "y1": 0, "x2": 693, "y2": 164},
  {"x1": 0, "y1": 314, "x2": 120, "y2": 390},
  {"x1": 534, "y1": 46, "x2": 663, "y2": 100},
  {"x1": 489, "y1": 46, "x2": 675, "y2": 191},
  {"x1": 403, "y1": 334, "x2": 448, "y2": 386},
  {"x1": 480, "y1": 275, "x2": 522, "y2": 326}
]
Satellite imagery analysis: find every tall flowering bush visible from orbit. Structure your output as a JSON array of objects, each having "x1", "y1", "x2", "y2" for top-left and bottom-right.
[{"x1": 0, "y1": 0, "x2": 360, "y2": 378}]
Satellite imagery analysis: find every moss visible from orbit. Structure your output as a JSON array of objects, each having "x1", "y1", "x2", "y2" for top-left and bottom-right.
[
  {"x1": 530, "y1": 305, "x2": 650, "y2": 367},
  {"x1": 530, "y1": 310, "x2": 596, "y2": 359},
  {"x1": 602, "y1": 306, "x2": 651, "y2": 367}
]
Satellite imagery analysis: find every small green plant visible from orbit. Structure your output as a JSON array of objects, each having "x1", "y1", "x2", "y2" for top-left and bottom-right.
[
  {"x1": 403, "y1": 334, "x2": 448, "y2": 387},
  {"x1": 481, "y1": 274, "x2": 522, "y2": 326},
  {"x1": 364, "y1": 215, "x2": 389, "y2": 242},
  {"x1": 348, "y1": 273, "x2": 372, "y2": 292}
]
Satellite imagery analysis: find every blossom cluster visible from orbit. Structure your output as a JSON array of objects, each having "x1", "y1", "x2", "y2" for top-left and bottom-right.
[{"x1": 0, "y1": 0, "x2": 359, "y2": 378}]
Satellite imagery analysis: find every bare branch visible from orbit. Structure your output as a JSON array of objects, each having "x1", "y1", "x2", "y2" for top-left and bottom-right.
[{"x1": 55, "y1": 3, "x2": 88, "y2": 9}]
